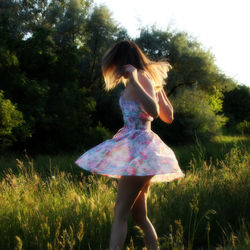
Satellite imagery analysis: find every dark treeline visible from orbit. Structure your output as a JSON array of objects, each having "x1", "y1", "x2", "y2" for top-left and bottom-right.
[{"x1": 0, "y1": 0, "x2": 249, "y2": 154}]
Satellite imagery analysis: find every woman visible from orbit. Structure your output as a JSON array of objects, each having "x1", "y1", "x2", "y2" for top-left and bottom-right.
[{"x1": 75, "y1": 40, "x2": 184, "y2": 249}]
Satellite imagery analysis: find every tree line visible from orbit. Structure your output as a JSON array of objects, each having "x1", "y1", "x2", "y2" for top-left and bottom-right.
[{"x1": 0, "y1": 0, "x2": 249, "y2": 154}]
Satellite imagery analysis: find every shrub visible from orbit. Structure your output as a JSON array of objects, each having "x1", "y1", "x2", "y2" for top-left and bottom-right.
[{"x1": 0, "y1": 90, "x2": 28, "y2": 151}]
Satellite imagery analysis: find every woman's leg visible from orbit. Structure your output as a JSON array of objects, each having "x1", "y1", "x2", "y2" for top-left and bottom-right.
[
  {"x1": 109, "y1": 176, "x2": 153, "y2": 250},
  {"x1": 130, "y1": 182, "x2": 158, "y2": 250}
]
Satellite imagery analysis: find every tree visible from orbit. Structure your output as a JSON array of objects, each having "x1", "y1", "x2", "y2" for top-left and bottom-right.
[
  {"x1": 136, "y1": 27, "x2": 236, "y2": 142},
  {"x1": 45, "y1": 0, "x2": 93, "y2": 46},
  {"x1": 136, "y1": 27, "x2": 236, "y2": 96},
  {"x1": 0, "y1": 1, "x2": 242, "y2": 152},
  {"x1": 223, "y1": 85, "x2": 250, "y2": 129},
  {"x1": 78, "y1": 5, "x2": 130, "y2": 134},
  {"x1": 0, "y1": 0, "x2": 113, "y2": 153},
  {"x1": 80, "y1": 5, "x2": 129, "y2": 90}
]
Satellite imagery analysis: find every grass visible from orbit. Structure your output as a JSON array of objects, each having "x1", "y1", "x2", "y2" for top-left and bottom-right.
[
  {"x1": 0, "y1": 135, "x2": 249, "y2": 249},
  {"x1": 149, "y1": 145, "x2": 250, "y2": 249},
  {"x1": 173, "y1": 134, "x2": 250, "y2": 169}
]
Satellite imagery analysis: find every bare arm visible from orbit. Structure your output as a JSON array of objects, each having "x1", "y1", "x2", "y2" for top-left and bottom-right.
[
  {"x1": 157, "y1": 88, "x2": 174, "y2": 124},
  {"x1": 125, "y1": 65, "x2": 159, "y2": 118}
]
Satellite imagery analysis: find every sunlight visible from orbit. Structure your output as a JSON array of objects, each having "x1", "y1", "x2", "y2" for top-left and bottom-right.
[{"x1": 95, "y1": 0, "x2": 250, "y2": 86}]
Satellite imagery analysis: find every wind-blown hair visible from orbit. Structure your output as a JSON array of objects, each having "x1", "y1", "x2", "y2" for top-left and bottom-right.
[{"x1": 102, "y1": 40, "x2": 171, "y2": 91}]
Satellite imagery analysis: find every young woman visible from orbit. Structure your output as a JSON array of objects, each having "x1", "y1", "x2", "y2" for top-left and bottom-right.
[{"x1": 75, "y1": 40, "x2": 185, "y2": 250}]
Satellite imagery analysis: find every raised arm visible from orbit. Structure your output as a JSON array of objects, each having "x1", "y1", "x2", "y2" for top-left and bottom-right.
[
  {"x1": 156, "y1": 88, "x2": 174, "y2": 124},
  {"x1": 124, "y1": 65, "x2": 159, "y2": 118}
]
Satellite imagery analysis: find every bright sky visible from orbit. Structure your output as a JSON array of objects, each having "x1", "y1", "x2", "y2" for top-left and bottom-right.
[{"x1": 94, "y1": 0, "x2": 250, "y2": 87}]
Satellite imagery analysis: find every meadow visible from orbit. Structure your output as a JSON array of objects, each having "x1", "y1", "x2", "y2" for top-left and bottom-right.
[{"x1": 0, "y1": 135, "x2": 249, "y2": 249}]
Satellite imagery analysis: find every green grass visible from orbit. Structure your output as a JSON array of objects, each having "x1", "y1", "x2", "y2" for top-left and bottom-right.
[
  {"x1": 0, "y1": 135, "x2": 249, "y2": 249},
  {"x1": 173, "y1": 134, "x2": 250, "y2": 169}
]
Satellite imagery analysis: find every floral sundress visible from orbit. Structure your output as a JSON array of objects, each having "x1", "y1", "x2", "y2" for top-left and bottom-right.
[{"x1": 75, "y1": 92, "x2": 185, "y2": 182}]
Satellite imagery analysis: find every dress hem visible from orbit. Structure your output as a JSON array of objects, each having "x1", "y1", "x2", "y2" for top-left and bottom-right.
[{"x1": 75, "y1": 163, "x2": 185, "y2": 183}]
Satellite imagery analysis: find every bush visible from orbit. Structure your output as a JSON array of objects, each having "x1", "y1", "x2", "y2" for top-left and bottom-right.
[
  {"x1": 154, "y1": 87, "x2": 228, "y2": 144},
  {"x1": 0, "y1": 90, "x2": 28, "y2": 151},
  {"x1": 236, "y1": 120, "x2": 250, "y2": 135},
  {"x1": 77, "y1": 122, "x2": 113, "y2": 152},
  {"x1": 223, "y1": 85, "x2": 250, "y2": 127}
]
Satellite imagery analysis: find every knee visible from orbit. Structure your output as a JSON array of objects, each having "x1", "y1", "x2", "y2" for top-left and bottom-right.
[{"x1": 131, "y1": 209, "x2": 147, "y2": 226}]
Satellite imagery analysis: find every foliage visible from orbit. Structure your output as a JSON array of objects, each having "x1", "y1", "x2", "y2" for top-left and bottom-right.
[
  {"x1": 136, "y1": 27, "x2": 235, "y2": 144},
  {"x1": 80, "y1": 4, "x2": 128, "y2": 91},
  {"x1": 174, "y1": 87, "x2": 227, "y2": 138},
  {"x1": 47, "y1": 0, "x2": 93, "y2": 45},
  {"x1": 236, "y1": 120, "x2": 250, "y2": 135},
  {"x1": 223, "y1": 84, "x2": 250, "y2": 128},
  {"x1": 208, "y1": 86, "x2": 224, "y2": 113},
  {"x1": 0, "y1": 91, "x2": 23, "y2": 136},
  {"x1": 0, "y1": 1, "x2": 117, "y2": 153},
  {"x1": 153, "y1": 87, "x2": 228, "y2": 144},
  {"x1": 0, "y1": 0, "x2": 244, "y2": 153},
  {"x1": 0, "y1": 91, "x2": 29, "y2": 151},
  {"x1": 136, "y1": 27, "x2": 236, "y2": 96}
]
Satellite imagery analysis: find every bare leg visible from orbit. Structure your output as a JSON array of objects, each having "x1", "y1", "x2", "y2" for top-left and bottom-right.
[
  {"x1": 109, "y1": 176, "x2": 153, "y2": 250},
  {"x1": 131, "y1": 182, "x2": 158, "y2": 250}
]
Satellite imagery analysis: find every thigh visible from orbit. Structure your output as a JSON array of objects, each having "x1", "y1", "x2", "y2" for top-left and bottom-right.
[
  {"x1": 130, "y1": 181, "x2": 150, "y2": 219},
  {"x1": 114, "y1": 176, "x2": 153, "y2": 217}
]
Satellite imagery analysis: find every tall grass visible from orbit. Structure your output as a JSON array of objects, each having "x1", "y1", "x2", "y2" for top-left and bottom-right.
[
  {"x1": 149, "y1": 144, "x2": 250, "y2": 249},
  {"x1": 0, "y1": 141, "x2": 249, "y2": 249},
  {"x1": 173, "y1": 134, "x2": 250, "y2": 168},
  {"x1": 0, "y1": 158, "x2": 116, "y2": 249}
]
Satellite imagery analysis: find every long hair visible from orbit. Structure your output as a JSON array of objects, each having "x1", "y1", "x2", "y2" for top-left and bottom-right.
[{"x1": 102, "y1": 40, "x2": 171, "y2": 91}]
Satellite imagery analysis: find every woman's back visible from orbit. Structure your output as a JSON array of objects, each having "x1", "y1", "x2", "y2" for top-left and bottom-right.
[{"x1": 119, "y1": 92, "x2": 153, "y2": 131}]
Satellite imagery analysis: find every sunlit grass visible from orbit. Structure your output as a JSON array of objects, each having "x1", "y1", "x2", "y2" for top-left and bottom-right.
[
  {"x1": 173, "y1": 134, "x2": 250, "y2": 168},
  {"x1": 211, "y1": 134, "x2": 250, "y2": 143},
  {"x1": 0, "y1": 159, "x2": 115, "y2": 249},
  {"x1": 0, "y1": 138, "x2": 249, "y2": 249}
]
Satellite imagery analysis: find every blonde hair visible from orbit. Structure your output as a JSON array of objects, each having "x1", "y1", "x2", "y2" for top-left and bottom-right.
[{"x1": 102, "y1": 40, "x2": 171, "y2": 92}]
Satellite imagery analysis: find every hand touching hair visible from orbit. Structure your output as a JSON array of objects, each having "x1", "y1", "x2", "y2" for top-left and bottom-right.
[{"x1": 102, "y1": 40, "x2": 171, "y2": 91}]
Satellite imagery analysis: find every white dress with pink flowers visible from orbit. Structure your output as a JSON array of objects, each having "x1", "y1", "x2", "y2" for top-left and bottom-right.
[{"x1": 75, "y1": 93, "x2": 184, "y2": 182}]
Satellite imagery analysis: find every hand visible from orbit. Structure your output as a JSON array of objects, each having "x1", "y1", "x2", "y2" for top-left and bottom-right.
[{"x1": 123, "y1": 64, "x2": 137, "y2": 79}]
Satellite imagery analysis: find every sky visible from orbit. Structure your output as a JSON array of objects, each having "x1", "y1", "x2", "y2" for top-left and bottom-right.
[{"x1": 94, "y1": 0, "x2": 250, "y2": 87}]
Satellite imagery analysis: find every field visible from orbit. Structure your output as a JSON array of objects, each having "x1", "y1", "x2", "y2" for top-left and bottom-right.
[{"x1": 0, "y1": 135, "x2": 249, "y2": 249}]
